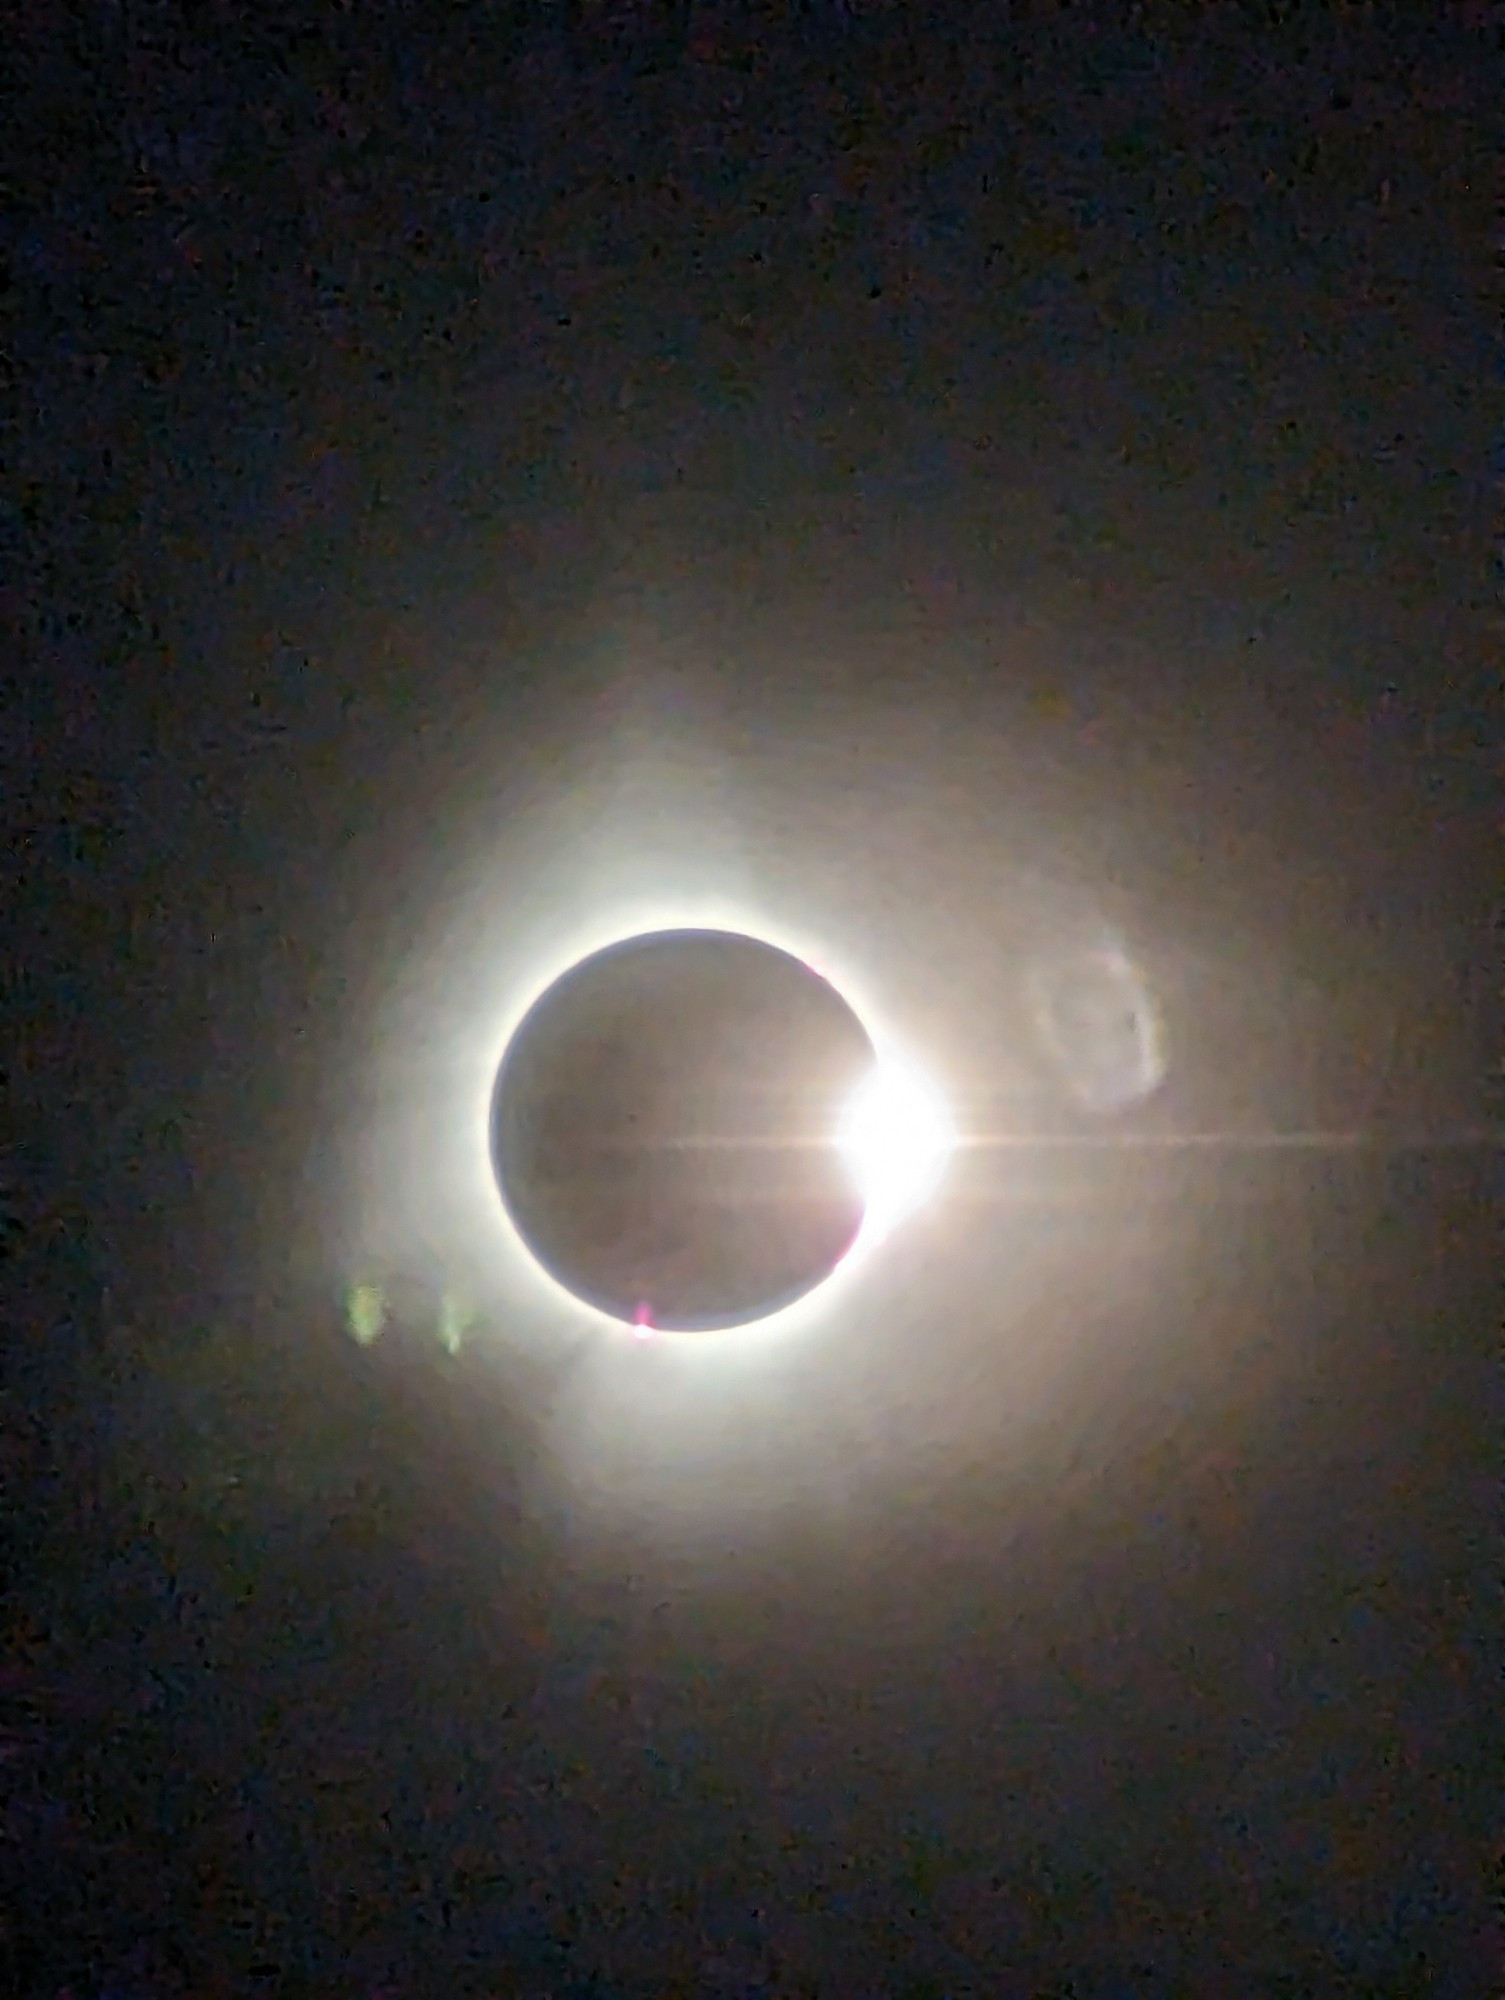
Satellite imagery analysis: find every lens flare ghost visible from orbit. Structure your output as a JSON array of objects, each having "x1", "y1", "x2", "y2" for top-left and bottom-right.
[{"x1": 836, "y1": 1053, "x2": 956, "y2": 1247}]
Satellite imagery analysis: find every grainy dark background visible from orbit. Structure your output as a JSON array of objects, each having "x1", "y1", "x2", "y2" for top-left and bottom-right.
[{"x1": 4, "y1": 3, "x2": 1499, "y2": 1993}]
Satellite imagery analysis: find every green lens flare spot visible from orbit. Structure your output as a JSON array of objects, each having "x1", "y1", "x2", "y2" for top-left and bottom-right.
[
  {"x1": 346, "y1": 1283, "x2": 387, "y2": 1346},
  {"x1": 436, "y1": 1292, "x2": 476, "y2": 1355}
]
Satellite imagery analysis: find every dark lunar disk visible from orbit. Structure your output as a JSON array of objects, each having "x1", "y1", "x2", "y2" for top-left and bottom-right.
[{"x1": 490, "y1": 929, "x2": 877, "y2": 1330}]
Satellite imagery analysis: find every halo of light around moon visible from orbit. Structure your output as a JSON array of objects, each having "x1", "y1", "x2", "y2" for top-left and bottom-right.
[{"x1": 489, "y1": 928, "x2": 905, "y2": 1332}]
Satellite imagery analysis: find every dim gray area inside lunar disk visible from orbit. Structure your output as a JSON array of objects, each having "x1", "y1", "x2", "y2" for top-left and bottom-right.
[{"x1": 489, "y1": 929, "x2": 877, "y2": 1331}]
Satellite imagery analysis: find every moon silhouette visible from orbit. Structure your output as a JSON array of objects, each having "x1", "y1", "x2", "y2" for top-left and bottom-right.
[{"x1": 489, "y1": 929, "x2": 878, "y2": 1331}]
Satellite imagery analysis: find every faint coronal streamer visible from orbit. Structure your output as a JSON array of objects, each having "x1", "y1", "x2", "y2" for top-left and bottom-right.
[{"x1": 1026, "y1": 937, "x2": 1166, "y2": 1113}]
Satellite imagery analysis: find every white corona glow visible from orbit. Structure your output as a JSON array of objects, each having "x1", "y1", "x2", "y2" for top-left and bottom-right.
[
  {"x1": 837, "y1": 1053, "x2": 956, "y2": 1248},
  {"x1": 465, "y1": 895, "x2": 950, "y2": 1351}
]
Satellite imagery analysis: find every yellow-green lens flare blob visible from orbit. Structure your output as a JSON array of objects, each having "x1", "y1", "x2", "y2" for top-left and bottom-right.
[
  {"x1": 437, "y1": 1291, "x2": 477, "y2": 1355},
  {"x1": 345, "y1": 1282, "x2": 387, "y2": 1346}
]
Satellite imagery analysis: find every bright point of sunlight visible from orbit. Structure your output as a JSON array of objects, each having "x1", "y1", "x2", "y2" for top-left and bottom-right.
[{"x1": 837, "y1": 1053, "x2": 956, "y2": 1248}]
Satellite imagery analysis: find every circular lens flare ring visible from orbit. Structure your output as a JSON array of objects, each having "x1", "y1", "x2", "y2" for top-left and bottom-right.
[{"x1": 836, "y1": 1052, "x2": 956, "y2": 1247}]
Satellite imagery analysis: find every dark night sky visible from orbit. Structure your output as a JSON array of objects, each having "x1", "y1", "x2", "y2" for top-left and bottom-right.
[{"x1": 4, "y1": 4, "x2": 1501, "y2": 1994}]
